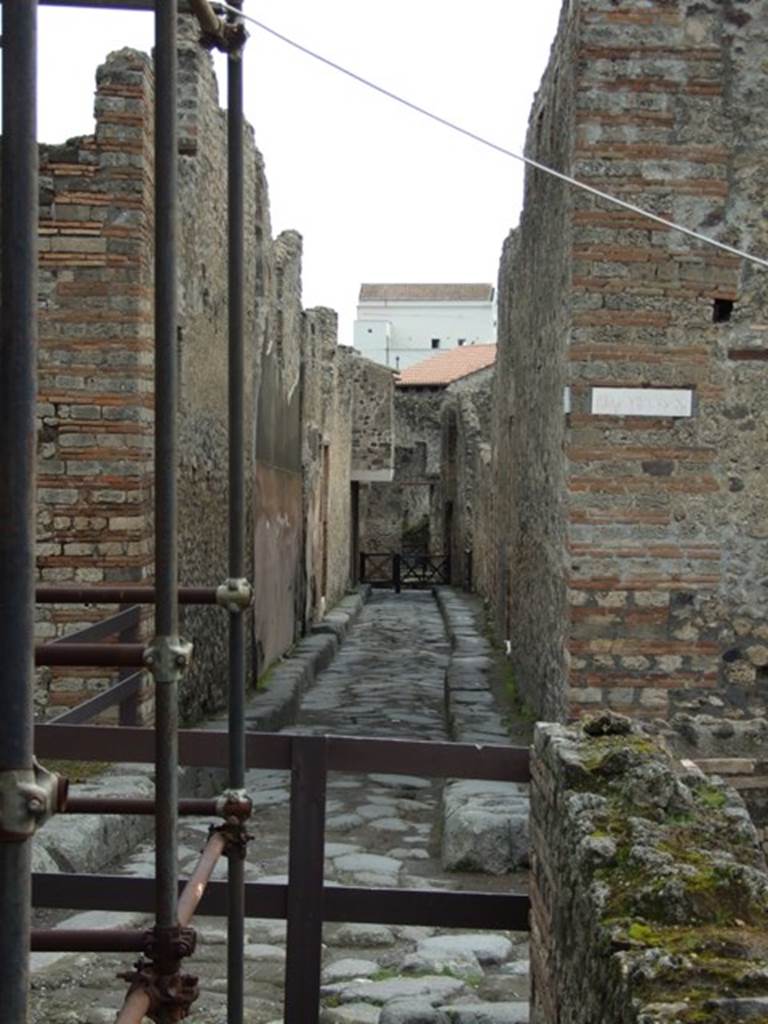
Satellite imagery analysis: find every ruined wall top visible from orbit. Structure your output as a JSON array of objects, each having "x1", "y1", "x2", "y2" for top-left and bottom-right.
[{"x1": 532, "y1": 714, "x2": 768, "y2": 1023}]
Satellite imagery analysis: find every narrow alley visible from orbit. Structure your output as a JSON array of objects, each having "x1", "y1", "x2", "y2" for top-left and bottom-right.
[{"x1": 30, "y1": 591, "x2": 529, "y2": 1024}]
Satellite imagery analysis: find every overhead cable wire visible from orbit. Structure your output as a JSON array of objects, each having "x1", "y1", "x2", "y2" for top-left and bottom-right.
[{"x1": 214, "y1": 0, "x2": 768, "y2": 272}]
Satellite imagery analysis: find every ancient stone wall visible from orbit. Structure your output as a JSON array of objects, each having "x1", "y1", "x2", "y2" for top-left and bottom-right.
[
  {"x1": 302, "y1": 308, "x2": 353, "y2": 624},
  {"x1": 35, "y1": 48, "x2": 157, "y2": 718},
  {"x1": 350, "y1": 357, "x2": 395, "y2": 481},
  {"x1": 440, "y1": 368, "x2": 494, "y2": 589},
  {"x1": 492, "y1": 0, "x2": 768, "y2": 721},
  {"x1": 531, "y1": 716, "x2": 768, "y2": 1024},
  {"x1": 175, "y1": 21, "x2": 262, "y2": 719},
  {"x1": 26, "y1": 20, "x2": 350, "y2": 717},
  {"x1": 357, "y1": 386, "x2": 443, "y2": 557}
]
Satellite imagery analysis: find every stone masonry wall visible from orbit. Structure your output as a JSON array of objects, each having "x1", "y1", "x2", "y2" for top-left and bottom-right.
[
  {"x1": 25, "y1": 19, "x2": 346, "y2": 718},
  {"x1": 357, "y1": 386, "x2": 442, "y2": 557},
  {"x1": 302, "y1": 308, "x2": 353, "y2": 624},
  {"x1": 35, "y1": 48, "x2": 157, "y2": 717},
  {"x1": 531, "y1": 715, "x2": 768, "y2": 1024},
  {"x1": 494, "y1": 0, "x2": 768, "y2": 721},
  {"x1": 350, "y1": 356, "x2": 395, "y2": 480},
  {"x1": 440, "y1": 367, "x2": 494, "y2": 589},
  {"x1": 175, "y1": 21, "x2": 261, "y2": 720}
]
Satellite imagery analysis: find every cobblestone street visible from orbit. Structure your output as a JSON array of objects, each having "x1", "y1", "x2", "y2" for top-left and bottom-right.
[{"x1": 31, "y1": 592, "x2": 529, "y2": 1024}]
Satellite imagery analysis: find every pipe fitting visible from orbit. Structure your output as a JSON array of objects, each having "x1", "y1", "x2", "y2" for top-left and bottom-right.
[
  {"x1": 143, "y1": 635, "x2": 194, "y2": 684},
  {"x1": 0, "y1": 759, "x2": 68, "y2": 842},
  {"x1": 215, "y1": 578, "x2": 253, "y2": 614},
  {"x1": 214, "y1": 787, "x2": 252, "y2": 820}
]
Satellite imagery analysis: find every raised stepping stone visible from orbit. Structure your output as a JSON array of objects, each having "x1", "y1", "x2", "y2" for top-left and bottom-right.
[
  {"x1": 322, "y1": 959, "x2": 381, "y2": 983},
  {"x1": 417, "y1": 934, "x2": 513, "y2": 966},
  {"x1": 442, "y1": 782, "x2": 529, "y2": 874}
]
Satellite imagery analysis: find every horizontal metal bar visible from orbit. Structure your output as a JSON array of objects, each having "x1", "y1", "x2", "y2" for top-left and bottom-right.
[
  {"x1": 31, "y1": 928, "x2": 147, "y2": 952},
  {"x1": 48, "y1": 672, "x2": 143, "y2": 726},
  {"x1": 50, "y1": 605, "x2": 140, "y2": 645},
  {"x1": 35, "y1": 727, "x2": 530, "y2": 782},
  {"x1": 36, "y1": 585, "x2": 219, "y2": 606},
  {"x1": 32, "y1": 874, "x2": 529, "y2": 930},
  {"x1": 35, "y1": 643, "x2": 145, "y2": 667},
  {"x1": 62, "y1": 795, "x2": 251, "y2": 817}
]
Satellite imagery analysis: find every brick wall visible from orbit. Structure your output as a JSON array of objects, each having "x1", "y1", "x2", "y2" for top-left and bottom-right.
[
  {"x1": 493, "y1": 0, "x2": 768, "y2": 721},
  {"x1": 27, "y1": 21, "x2": 351, "y2": 717},
  {"x1": 36, "y1": 48, "x2": 156, "y2": 717}
]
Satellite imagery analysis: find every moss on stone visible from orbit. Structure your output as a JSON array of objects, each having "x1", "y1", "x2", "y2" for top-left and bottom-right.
[{"x1": 561, "y1": 726, "x2": 768, "y2": 1020}]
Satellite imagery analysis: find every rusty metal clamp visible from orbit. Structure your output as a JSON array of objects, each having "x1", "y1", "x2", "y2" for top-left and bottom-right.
[
  {"x1": 0, "y1": 758, "x2": 68, "y2": 842},
  {"x1": 214, "y1": 787, "x2": 252, "y2": 821},
  {"x1": 119, "y1": 962, "x2": 199, "y2": 1023},
  {"x1": 143, "y1": 635, "x2": 194, "y2": 685},
  {"x1": 215, "y1": 577, "x2": 253, "y2": 614},
  {"x1": 211, "y1": 818, "x2": 253, "y2": 861}
]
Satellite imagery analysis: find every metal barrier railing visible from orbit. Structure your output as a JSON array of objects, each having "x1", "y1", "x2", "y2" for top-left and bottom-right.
[
  {"x1": 359, "y1": 551, "x2": 451, "y2": 592},
  {"x1": 33, "y1": 725, "x2": 531, "y2": 1023}
]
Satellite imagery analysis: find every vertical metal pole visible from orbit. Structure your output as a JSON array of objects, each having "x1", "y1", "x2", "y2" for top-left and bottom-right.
[
  {"x1": 284, "y1": 737, "x2": 328, "y2": 1024},
  {"x1": 154, "y1": 0, "x2": 180, "y2": 963},
  {"x1": 0, "y1": 2, "x2": 38, "y2": 1017},
  {"x1": 227, "y1": 9, "x2": 247, "y2": 1024}
]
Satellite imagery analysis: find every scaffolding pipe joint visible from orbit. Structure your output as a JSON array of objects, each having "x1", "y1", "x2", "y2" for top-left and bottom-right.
[
  {"x1": 211, "y1": 818, "x2": 252, "y2": 861},
  {"x1": 214, "y1": 787, "x2": 252, "y2": 820},
  {"x1": 143, "y1": 635, "x2": 194, "y2": 684},
  {"x1": 0, "y1": 759, "x2": 68, "y2": 842},
  {"x1": 119, "y1": 959, "x2": 199, "y2": 1023},
  {"x1": 215, "y1": 577, "x2": 253, "y2": 614},
  {"x1": 191, "y1": 0, "x2": 247, "y2": 53}
]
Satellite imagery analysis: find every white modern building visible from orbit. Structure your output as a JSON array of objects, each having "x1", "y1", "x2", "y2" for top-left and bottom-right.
[{"x1": 354, "y1": 283, "x2": 496, "y2": 371}]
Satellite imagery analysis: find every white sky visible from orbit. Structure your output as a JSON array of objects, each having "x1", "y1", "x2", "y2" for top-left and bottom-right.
[{"x1": 33, "y1": 1, "x2": 562, "y2": 344}]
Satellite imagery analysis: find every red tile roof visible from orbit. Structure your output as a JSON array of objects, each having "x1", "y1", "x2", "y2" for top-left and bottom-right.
[
  {"x1": 396, "y1": 344, "x2": 496, "y2": 387},
  {"x1": 359, "y1": 283, "x2": 494, "y2": 303}
]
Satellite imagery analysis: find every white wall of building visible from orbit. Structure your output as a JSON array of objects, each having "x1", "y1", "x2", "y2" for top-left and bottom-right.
[{"x1": 354, "y1": 299, "x2": 496, "y2": 370}]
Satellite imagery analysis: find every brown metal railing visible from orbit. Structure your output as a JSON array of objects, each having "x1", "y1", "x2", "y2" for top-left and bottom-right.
[
  {"x1": 359, "y1": 551, "x2": 451, "y2": 592},
  {"x1": 32, "y1": 725, "x2": 530, "y2": 1023}
]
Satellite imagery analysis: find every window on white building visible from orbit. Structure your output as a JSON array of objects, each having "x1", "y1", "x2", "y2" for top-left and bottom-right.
[{"x1": 431, "y1": 338, "x2": 440, "y2": 349}]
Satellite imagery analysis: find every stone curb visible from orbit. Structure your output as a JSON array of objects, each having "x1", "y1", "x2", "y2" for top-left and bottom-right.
[
  {"x1": 32, "y1": 587, "x2": 370, "y2": 877},
  {"x1": 32, "y1": 763, "x2": 219, "y2": 876},
  {"x1": 243, "y1": 586, "x2": 369, "y2": 732},
  {"x1": 433, "y1": 587, "x2": 530, "y2": 874}
]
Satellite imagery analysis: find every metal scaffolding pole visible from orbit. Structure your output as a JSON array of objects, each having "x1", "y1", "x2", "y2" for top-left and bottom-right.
[
  {"x1": 0, "y1": 1, "x2": 39, "y2": 1019},
  {"x1": 149, "y1": 5, "x2": 188, "y2": 1023},
  {"x1": 227, "y1": 6, "x2": 247, "y2": 1020}
]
